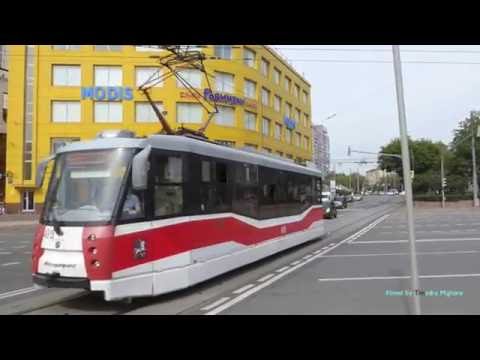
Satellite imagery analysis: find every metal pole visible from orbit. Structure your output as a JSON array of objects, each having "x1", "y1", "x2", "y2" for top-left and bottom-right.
[
  {"x1": 441, "y1": 152, "x2": 445, "y2": 209},
  {"x1": 392, "y1": 45, "x2": 421, "y2": 315},
  {"x1": 471, "y1": 114, "x2": 479, "y2": 208}
]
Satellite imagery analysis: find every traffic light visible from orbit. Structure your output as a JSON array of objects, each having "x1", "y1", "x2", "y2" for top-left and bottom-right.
[{"x1": 442, "y1": 177, "x2": 447, "y2": 188}]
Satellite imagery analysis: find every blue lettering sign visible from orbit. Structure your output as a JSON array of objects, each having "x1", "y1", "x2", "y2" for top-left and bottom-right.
[
  {"x1": 81, "y1": 87, "x2": 94, "y2": 99},
  {"x1": 284, "y1": 117, "x2": 296, "y2": 130},
  {"x1": 203, "y1": 88, "x2": 245, "y2": 106},
  {"x1": 124, "y1": 87, "x2": 133, "y2": 101},
  {"x1": 81, "y1": 87, "x2": 134, "y2": 101}
]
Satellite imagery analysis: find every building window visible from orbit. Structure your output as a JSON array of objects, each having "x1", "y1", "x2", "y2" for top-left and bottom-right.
[
  {"x1": 53, "y1": 45, "x2": 81, "y2": 51},
  {"x1": 0, "y1": 46, "x2": 7, "y2": 71},
  {"x1": 214, "y1": 71, "x2": 234, "y2": 93},
  {"x1": 274, "y1": 95, "x2": 281, "y2": 112},
  {"x1": 244, "y1": 143, "x2": 258, "y2": 150},
  {"x1": 244, "y1": 111, "x2": 257, "y2": 131},
  {"x1": 295, "y1": 132, "x2": 301, "y2": 147},
  {"x1": 285, "y1": 77, "x2": 291, "y2": 93},
  {"x1": 275, "y1": 123, "x2": 282, "y2": 140},
  {"x1": 94, "y1": 45, "x2": 122, "y2": 51},
  {"x1": 177, "y1": 103, "x2": 203, "y2": 124},
  {"x1": 263, "y1": 147, "x2": 272, "y2": 154},
  {"x1": 135, "y1": 46, "x2": 163, "y2": 52},
  {"x1": 51, "y1": 138, "x2": 80, "y2": 155},
  {"x1": 176, "y1": 68, "x2": 202, "y2": 88},
  {"x1": 304, "y1": 113, "x2": 309, "y2": 127},
  {"x1": 244, "y1": 47, "x2": 256, "y2": 68},
  {"x1": 2, "y1": 93, "x2": 7, "y2": 110},
  {"x1": 244, "y1": 79, "x2": 256, "y2": 99},
  {"x1": 262, "y1": 117, "x2": 271, "y2": 136},
  {"x1": 52, "y1": 65, "x2": 81, "y2": 86},
  {"x1": 261, "y1": 58, "x2": 270, "y2": 77},
  {"x1": 295, "y1": 108, "x2": 301, "y2": 121},
  {"x1": 22, "y1": 191, "x2": 34, "y2": 212},
  {"x1": 94, "y1": 102, "x2": 123, "y2": 123},
  {"x1": 273, "y1": 68, "x2": 281, "y2": 85},
  {"x1": 136, "y1": 102, "x2": 164, "y2": 123},
  {"x1": 276, "y1": 151, "x2": 283, "y2": 157},
  {"x1": 214, "y1": 106, "x2": 235, "y2": 127},
  {"x1": 303, "y1": 90, "x2": 308, "y2": 104},
  {"x1": 215, "y1": 45, "x2": 232, "y2": 60},
  {"x1": 286, "y1": 129, "x2": 292, "y2": 144},
  {"x1": 136, "y1": 67, "x2": 162, "y2": 88},
  {"x1": 303, "y1": 136, "x2": 310, "y2": 150},
  {"x1": 94, "y1": 66, "x2": 122, "y2": 87},
  {"x1": 294, "y1": 84, "x2": 300, "y2": 98},
  {"x1": 285, "y1": 102, "x2": 292, "y2": 118},
  {"x1": 52, "y1": 101, "x2": 81, "y2": 123},
  {"x1": 261, "y1": 88, "x2": 270, "y2": 106}
]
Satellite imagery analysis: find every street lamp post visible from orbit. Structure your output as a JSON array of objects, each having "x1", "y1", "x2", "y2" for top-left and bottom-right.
[{"x1": 392, "y1": 45, "x2": 421, "y2": 315}]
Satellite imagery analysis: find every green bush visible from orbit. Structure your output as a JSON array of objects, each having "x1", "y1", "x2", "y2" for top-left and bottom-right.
[{"x1": 413, "y1": 193, "x2": 475, "y2": 202}]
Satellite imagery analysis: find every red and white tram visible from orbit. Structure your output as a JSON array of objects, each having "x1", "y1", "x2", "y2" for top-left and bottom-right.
[{"x1": 32, "y1": 132, "x2": 325, "y2": 301}]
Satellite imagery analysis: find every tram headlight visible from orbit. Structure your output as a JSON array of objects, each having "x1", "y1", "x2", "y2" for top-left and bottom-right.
[
  {"x1": 92, "y1": 260, "x2": 101, "y2": 268},
  {"x1": 88, "y1": 234, "x2": 96, "y2": 241},
  {"x1": 89, "y1": 247, "x2": 98, "y2": 255}
]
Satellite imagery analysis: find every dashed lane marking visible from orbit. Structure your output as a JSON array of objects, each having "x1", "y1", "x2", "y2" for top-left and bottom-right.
[
  {"x1": 0, "y1": 286, "x2": 39, "y2": 300},
  {"x1": 233, "y1": 284, "x2": 255, "y2": 294},
  {"x1": 200, "y1": 297, "x2": 231, "y2": 311},
  {"x1": 276, "y1": 266, "x2": 290, "y2": 273},
  {"x1": 258, "y1": 274, "x2": 275, "y2": 282},
  {"x1": 1, "y1": 262, "x2": 21, "y2": 267}
]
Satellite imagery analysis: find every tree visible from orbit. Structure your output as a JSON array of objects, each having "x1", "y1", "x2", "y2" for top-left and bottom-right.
[{"x1": 378, "y1": 138, "x2": 450, "y2": 194}]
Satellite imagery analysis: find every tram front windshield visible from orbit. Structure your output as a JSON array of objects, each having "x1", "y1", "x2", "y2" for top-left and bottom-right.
[{"x1": 43, "y1": 149, "x2": 134, "y2": 224}]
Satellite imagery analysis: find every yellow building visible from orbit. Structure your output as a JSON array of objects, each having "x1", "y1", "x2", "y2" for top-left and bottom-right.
[{"x1": 5, "y1": 45, "x2": 312, "y2": 213}]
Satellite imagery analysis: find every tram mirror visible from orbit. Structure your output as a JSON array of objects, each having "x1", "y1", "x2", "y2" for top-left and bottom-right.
[
  {"x1": 36, "y1": 155, "x2": 55, "y2": 189},
  {"x1": 132, "y1": 145, "x2": 152, "y2": 191}
]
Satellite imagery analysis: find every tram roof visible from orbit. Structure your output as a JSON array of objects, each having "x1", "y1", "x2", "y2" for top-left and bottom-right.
[{"x1": 58, "y1": 134, "x2": 323, "y2": 177}]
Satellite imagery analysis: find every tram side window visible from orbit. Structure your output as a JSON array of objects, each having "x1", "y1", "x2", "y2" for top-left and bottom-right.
[
  {"x1": 214, "y1": 162, "x2": 231, "y2": 212},
  {"x1": 233, "y1": 163, "x2": 258, "y2": 218},
  {"x1": 153, "y1": 155, "x2": 183, "y2": 217}
]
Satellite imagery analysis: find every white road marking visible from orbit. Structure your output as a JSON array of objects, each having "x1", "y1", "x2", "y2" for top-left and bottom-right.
[
  {"x1": 11, "y1": 245, "x2": 27, "y2": 249},
  {"x1": 290, "y1": 261, "x2": 301, "y2": 266},
  {"x1": 24, "y1": 251, "x2": 32, "y2": 255},
  {"x1": 2, "y1": 262, "x2": 20, "y2": 267},
  {"x1": 0, "y1": 241, "x2": 5, "y2": 244},
  {"x1": 258, "y1": 274, "x2": 275, "y2": 282},
  {"x1": 0, "y1": 252, "x2": 12, "y2": 255},
  {"x1": 200, "y1": 297, "x2": 231, "y2": 311},
  {"x1": 319, "y1": 250, "x2": 479, "y2": 258},
  {"x1": 318, "y1": 273, "x2": 480, "y2": 282},
  {"x1": 348, "y1": 214, "x2": 391, "y2": 244},
  {"x1": 302, "y1": 255, "x2": 313, "y2": 260},
  {"x1": 233, "y1": 284, "x2": 255, "y2": 294},
  {"x1": 276, "y1": 266, "x2": 290, "y2": 273},
  {"x1": 205, "y1": 213, "x2": 390, "y2": 315},
  {"x1": 313, "y1": 250, "x2": 323, "y2": 254},
  {"x1": 0, "y1": 286, "x2": 39, "y2": 300},
  {"x1": 353, "y1": 238, "x2": 480, "y2": 244}
]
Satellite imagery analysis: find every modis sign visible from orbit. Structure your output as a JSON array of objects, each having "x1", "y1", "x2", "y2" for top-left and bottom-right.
[{"x1": 81, "y1": 87, "x2": 134, "y2": 101}]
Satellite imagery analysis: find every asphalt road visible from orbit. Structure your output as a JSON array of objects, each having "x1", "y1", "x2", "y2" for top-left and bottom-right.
[
  {"x1": 0, "y1": 195, "x2": 409, "y2": 314},
  {"x1": 186, "y1": 203, "x2": 480, "y2": 315}
]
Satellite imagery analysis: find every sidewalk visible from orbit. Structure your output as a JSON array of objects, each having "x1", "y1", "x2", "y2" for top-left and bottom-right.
[{"x1": 0, "y1": 214, "x2": 39, "y2": 228}]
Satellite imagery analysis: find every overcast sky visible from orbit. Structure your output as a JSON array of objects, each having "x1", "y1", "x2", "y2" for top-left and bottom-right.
[{"x1": 274, "y1": 45, "x2": 480, "y2": 174}]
